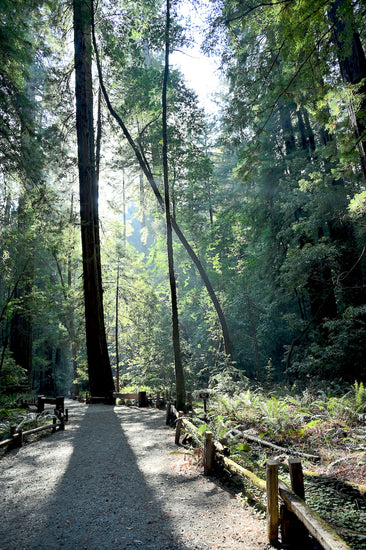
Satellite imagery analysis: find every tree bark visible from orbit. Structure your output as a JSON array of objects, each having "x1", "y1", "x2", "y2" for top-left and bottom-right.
[
  {"x1": 115, "y1": 260, "x2": 120, "y2": 392},
  {"x1": 162, "y1": 0, "x2": 186, "y2": 411},
  {"x1": 328, "y1": 0, "x2": 366, "y2": 181},
  {"x1": 73, "y1": 0, "x2": 114, "y2": 399},
  {"x1": 9, "y1": 198, "x2": 34, "y2": 387}
]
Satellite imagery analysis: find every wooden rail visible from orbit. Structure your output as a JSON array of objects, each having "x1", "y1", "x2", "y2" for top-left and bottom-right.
[
  {"x1": 278, "y1": 479, "x2": 350, "y2": 550},
  {"x1": 169, "y1": 404, "x2": 351, "y2": 549},
  {"x1": 113, "y1": 391, "x2": 166, "y2": 408},
  {"x1": 37, "y1": 395, "x2": 64, "y2": 413},
  {"x1": 0, "y1": 414, "x2": 66, "y2": 450},
  {"x1": 113, "y1": 391, "x2": 150, "y2": 407}
]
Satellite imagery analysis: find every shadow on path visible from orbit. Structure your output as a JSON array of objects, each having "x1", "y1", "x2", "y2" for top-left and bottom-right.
[{"x1": 0, "y1": 403, "x2": 189, "y2": 550}]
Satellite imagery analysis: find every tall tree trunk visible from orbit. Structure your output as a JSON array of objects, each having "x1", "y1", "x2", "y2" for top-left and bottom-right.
[
  {"x1": 9, "y1": 198, "x2": 34, "y2": 388},
  {"x1": 10, "y1": 279, "x2": 33, "y2": 386},
  {"x1": 115, "y1": 260, "x2": 120, "y2": 392},
  {"x1": 68, "y1": 195, "x2": 80, "y2": 398},
  {"x1": 278, "y1": 101, "x2": 338, "y2": 324},
  {"x1": 328, "y1": 0, "x2": 366, "y2": 181},
  {"x1": 9, "y1": 73, "x2": 38, "y2": 388},
  {"x1": 278, "y1": 100, "x2": 296, "y2": 156},
  {"x1": 73, "y1": 0, "x2": 114, "y2": 399},
  {"x1": 163, "y1": 0, "x2": 185, "y2": 411}
]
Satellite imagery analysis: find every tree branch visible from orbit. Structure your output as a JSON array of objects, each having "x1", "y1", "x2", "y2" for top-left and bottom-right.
[{"x1": 91, "y1": 7, "x2": 233, "y2": 359}]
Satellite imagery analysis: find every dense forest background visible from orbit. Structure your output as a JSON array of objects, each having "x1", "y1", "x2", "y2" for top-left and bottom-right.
[{"x1": 1, "y1": 0, "x2": 366, "y2": 400}]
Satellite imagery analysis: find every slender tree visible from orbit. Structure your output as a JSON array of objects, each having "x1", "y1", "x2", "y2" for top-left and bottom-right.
[{"x1": 162, "y1": 0, "x2": 185, "y2": 410}]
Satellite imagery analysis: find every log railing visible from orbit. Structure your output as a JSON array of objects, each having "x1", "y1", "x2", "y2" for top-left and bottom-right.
[
  {"x1": 0, "y1": 412, "x2": 66, "y2": 450},
  {"x1": 168, "y1": 404, "x2": 351, "y2": 550},
  {"x1": 37, "y1": 395, "x2": 64, "y2": 413},
  {"x1": 113, "y1": 391, "x2": 165, "y2": 408}
]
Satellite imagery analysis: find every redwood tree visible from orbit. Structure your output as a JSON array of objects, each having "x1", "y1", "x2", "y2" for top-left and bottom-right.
[{"x1": 73, "y1": 0, "x2": 114, "y2": 398}]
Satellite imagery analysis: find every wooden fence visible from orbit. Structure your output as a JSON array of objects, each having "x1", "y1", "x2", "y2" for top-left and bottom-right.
[
  {"x1": 167, "y1": 403, "x2": 351, "y2": 550},
  {"x1": 37, "y1": 395, "x2": 65, "y2": 413},
  {"x1": 113, "y1": 391, "x2": 165, "y2": 408},
  {"x1": 0, "y1": 411, "x2": 66, "y2": 450}
]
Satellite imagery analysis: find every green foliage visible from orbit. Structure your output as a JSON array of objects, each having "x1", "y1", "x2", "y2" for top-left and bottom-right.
[
  {"x1": 290, "y1": 306, "x2": 366, "y2": 381},
  {"x1": 1, "y1": 0, "x2": 366, "y2": 400},
  {"x1": 305, "y1": 481, "x2": 366, "y2": 550},
  {"x1": 204, "y1": 380, "x2": 366, "y2": 446},
  {"x1": 208, "y1": 365, "x2": 252, "y2": 395},
  {"x1": 0, "y1": 356, "x2": 28, "y2": 392},
  {"x1": 0, "y1": 407, "x2": 54, "y2": 441},
  {"x1": 258, "y1": 397, "x2": 292, "y2": 434},
  {"x1": 352, "y1": 381, "x2": 366, "y2": 411}
]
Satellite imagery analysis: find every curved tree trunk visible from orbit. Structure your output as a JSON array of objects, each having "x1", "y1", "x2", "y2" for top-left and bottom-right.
[{"x1": 91, "y1": 14, "x2": 233, "y2": 362}]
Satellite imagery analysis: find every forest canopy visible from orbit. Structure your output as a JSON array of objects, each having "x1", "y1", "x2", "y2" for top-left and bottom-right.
[{"x1": 1, "y1": 0, "x2": 366, "y2": 402}]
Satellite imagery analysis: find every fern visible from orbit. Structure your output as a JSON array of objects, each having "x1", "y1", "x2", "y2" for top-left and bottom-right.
[{"x1": 353, "y1": 381, "x2": 366, "y2": 411}]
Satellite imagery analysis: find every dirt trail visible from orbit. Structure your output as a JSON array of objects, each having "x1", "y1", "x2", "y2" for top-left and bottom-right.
[{"x1": 0, "y1": 401, "x2": 269, "y2": 550}]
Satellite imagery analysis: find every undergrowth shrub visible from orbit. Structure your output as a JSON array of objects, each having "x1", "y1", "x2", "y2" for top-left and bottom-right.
[
  {"x1": 204, "y1": 379, "x2": 366, "y2": 444},
  {"x1": 0, "y1": 357, "x2": 28, "y2": 393}
]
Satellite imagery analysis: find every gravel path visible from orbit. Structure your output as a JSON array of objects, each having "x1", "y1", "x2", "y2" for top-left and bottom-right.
[{"x1": 0, "y1": 401, "x2": 269, "y2": 550}]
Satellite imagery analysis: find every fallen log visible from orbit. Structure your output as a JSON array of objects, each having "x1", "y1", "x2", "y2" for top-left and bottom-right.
[
  {"x1": 323, "y1": 522, "x2": 366, "y2": 540},
  {"x1": 241, "y1": 432, "x2": 320, "y2": 461},
  {"x1": 298, "y1": 466, "x2": 366, "y2": 496}
]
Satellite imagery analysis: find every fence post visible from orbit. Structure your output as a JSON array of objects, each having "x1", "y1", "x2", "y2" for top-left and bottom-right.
[
  {"x1": 37, "y1": 395, "x2": 44, "y2": 413},
  {"x1": 166, "y1": 402, "x2": 172, "y2": 425},
  {"x1": 281, "y1": 458, "x2": 309, "y2": 547},
  {"x1": 289, "y1": 458, "x2": 305, "y2": 499},
  {"x1": 55, "y1": 396, "x2": 64, "y2": 413},
  {"x1": 204, "y1": 431, "x2": 215, "y2": 476},
  {"x1": 187, "y1": 392, "x2": 193, "y2": 410},
  {"x1": 138, "y1": 391, "x2": 147, "y2": 407},
  {"x1": 175, "y1": 411, "x2": 184, "y2": 445},
  {"x1": 18, "y1": 429, "x2": 23, "y2": 447},
  {"x1": 266, "y1": 460, "x2": 279, "y2": 545}
]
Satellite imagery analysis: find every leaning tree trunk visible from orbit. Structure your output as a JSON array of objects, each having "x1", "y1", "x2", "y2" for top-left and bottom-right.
[
  {"x1": 162, "y1": 0, "x2": 186, "y2": 411},
  {"x1": 91, "y1": 14, "x2": 233, "y2": 363},
  {"x1": 73, "y1": 0, "x2": 114, "y2": 399}
]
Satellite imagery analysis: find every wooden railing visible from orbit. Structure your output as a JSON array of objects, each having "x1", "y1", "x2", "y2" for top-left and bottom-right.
[
  {"x1": 37, "y1": 395, "x2": 65, "y2": 413},
  {"x1": 113, "y1": 391, "x2": 166, "y2": 408},
  {"x1": 167, "y1": 404, "x2": 351, "y2": 550},
  {"x1": 0, "y1": 412, "x2": 66, "y2": 450}
]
